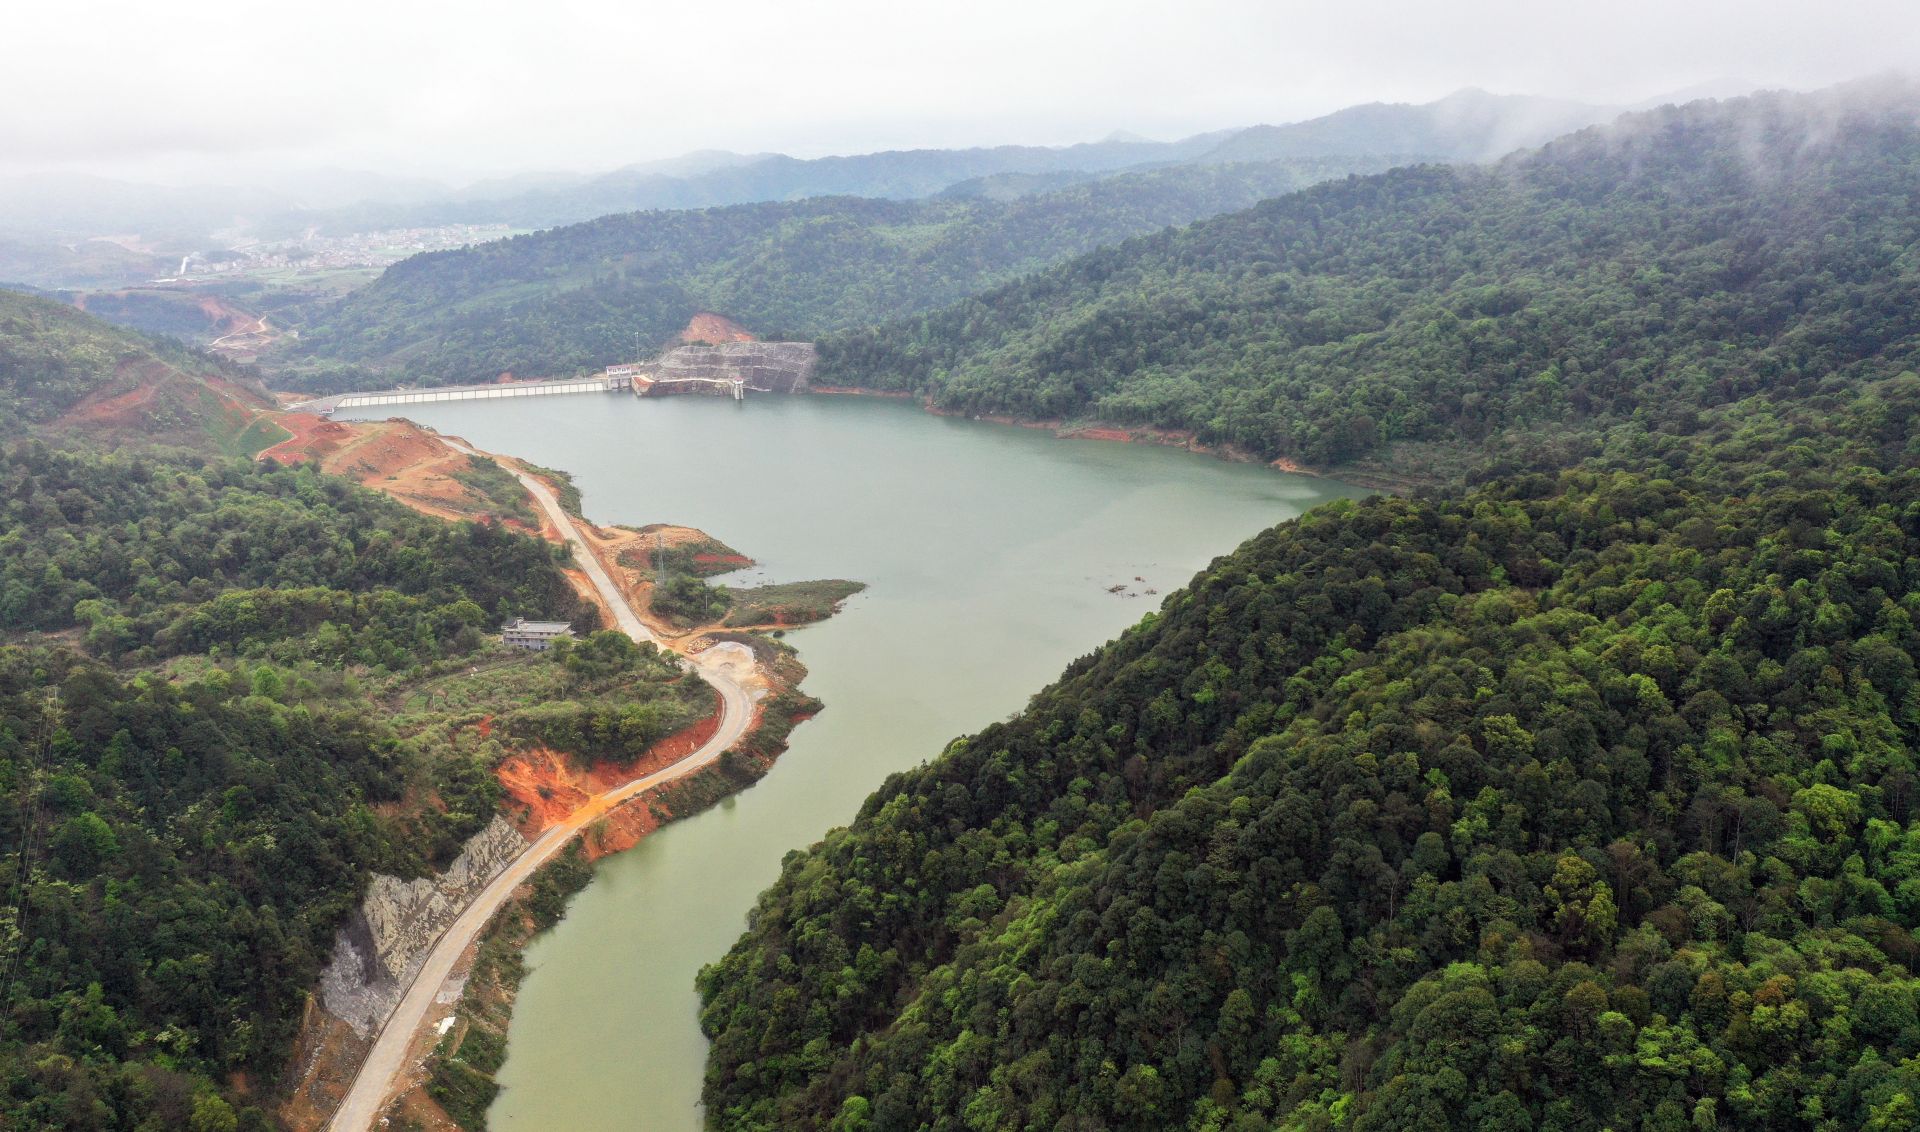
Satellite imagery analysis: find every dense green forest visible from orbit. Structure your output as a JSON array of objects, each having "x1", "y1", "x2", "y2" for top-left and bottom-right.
[
  {"x1": 698, "y1": 85, "x2": 1920, "y2": 1131},
  {"x1": 0, "y1": 443, "x2": 650, "y2": 1128},
  {"x1": 286, "y1": 158, "x2": 1410, "y2": 391},
  {"x1": 699, "y1": 375, "x2": 1920, "y2": 1132},
  {"x1": 817, "y1": 85, "x2": 1920, "y2": 477},
  {"x1": 0, "y1": 295, "x2": 713, "y2": 1127}
]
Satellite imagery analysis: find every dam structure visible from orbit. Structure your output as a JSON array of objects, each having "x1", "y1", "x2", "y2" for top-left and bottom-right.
[
  {"x1": 288, "y1": 341, "x2": 817, "y2": 414},
  {"x1": 287, "y1": 373, "x2": 631, "y2": 414},
  {"x1": 629, "y1": 341, "x2": 817, "y2": 399}
]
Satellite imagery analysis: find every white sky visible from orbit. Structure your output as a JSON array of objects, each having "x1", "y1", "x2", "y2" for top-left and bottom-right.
[{"x1": 5, "y1": 0, "x2": 1917, "y2": 185}]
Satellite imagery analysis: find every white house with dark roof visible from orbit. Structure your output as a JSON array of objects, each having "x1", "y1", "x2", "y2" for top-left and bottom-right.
[{"x1": 501, "y1": 618, "x2": 574, "y2": 651}]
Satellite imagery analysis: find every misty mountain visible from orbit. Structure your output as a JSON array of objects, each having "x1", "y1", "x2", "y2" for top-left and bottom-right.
[
  {"x1": 1198, "y1": 87, "x2": 1618, "y2": 163},
  {"x1": 0, "y1": 236, "x2": 172, "y2": 290},
  {"x1": 295, "y1": 130, "x2": 1246, "y2": 233},
  {"x1": 0, "y1": 172, "x2": 286, "y2": 245},
  {"x1": 1626, "y1": 76, "x2": 1767, "y2": 111},
  {"x1": 248, "y1": 167, "x2": 456, "y2": 210},
  {"x1": 2, "y1": 81, "x2": 1768, "y2": 294},
  {"x1": 293, "y1": 89, "x2": 1658, "y2": 231}
]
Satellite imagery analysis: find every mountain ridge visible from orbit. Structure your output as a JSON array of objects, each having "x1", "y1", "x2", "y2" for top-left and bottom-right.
[
  {"x1": 811, "y1": 80, "x2": 1920, "y2": 481},
  {"x1": 695, "y1": 79, "x2": 1920, "y2": 1132}
]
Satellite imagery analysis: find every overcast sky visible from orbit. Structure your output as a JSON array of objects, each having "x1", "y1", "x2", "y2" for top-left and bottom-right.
[{"x1": 5, "y1": 0, "x2": 1917, "y2": 185}]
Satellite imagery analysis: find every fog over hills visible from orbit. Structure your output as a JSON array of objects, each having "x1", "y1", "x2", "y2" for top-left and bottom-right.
[
  {"x1": 1199, "y1": 88, "x2": 1619, "y2": 164},
  {"x1": 0, "y1": 81, "x2": 1768, "y2": 281},
  {"x1": 273, "y1": 85, "x2": 1711, "y2": 233}
]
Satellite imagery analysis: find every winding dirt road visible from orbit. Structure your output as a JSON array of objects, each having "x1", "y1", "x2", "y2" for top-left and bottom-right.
[
  {"x1": 326, "y1": 440, "x2": 759, "y2": 1131},
  {"x1": 209, "y1": 313, "x2": 268, "y2": 350}
]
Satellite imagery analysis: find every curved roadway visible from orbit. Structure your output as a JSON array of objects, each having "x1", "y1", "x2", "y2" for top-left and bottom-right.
[{"x1": 327, "y1": 439, "x2": 757, "y2": 1131}]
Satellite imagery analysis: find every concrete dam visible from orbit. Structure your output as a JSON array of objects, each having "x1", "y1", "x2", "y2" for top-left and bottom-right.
[
  {"x1": 629, "y1": 341, "x2": 817, "y2": 397},
  {"x1": 291, "y1": 341, "x2": 817, "y2": 413}
]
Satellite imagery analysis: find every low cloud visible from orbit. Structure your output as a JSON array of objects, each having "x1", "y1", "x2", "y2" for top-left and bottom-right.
[{"x1": 2, "y1": 0, "x2": 1915, "y2": 184}]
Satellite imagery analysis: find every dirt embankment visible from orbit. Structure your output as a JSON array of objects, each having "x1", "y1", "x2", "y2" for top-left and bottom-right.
[
  {"x1": 588, "y1": 522, "x2": 737, "y2": 641},
  {"x1": 270, "y1": 421, "x2": 809, "y2": 1132},
  {"x1": 494, "y1": 701, "x2": 728, "y2": 858},
  {"x1": 279, "y1": 1000, "x2": 373, "y2": 1132},
  {"x1": 262, "y1": 420, "x2": 696, "y2": 632},
  {"x1": 261, "y1": 414, "x2": 544, "y2": 532},
  {"x1": 677, "y1": 311, "x2": 757, "y2": 344},
  {"x1": 808, "y1": 385, "x2": 917, "y2": 399},
  {"x1": 262, "y1": 415, "x2": 779, "y2": 645},
  {"x1": 362, "y1": 649, "x2": 809, "y2": 1132}
]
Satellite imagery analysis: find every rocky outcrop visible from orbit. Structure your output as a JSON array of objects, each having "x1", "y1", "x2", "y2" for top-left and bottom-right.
[
  {"x1": 636, "y1": 341, "x2": 816, "y2": 396},
  {"x1": 317, "y1": 815, "x2": 528, "y2": 1038}
]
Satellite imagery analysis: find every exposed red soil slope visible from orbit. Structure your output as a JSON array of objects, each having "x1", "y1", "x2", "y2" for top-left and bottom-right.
[
  {"x1": 262, "y1": 416, "x2": 542, "y2": 532},
  {"x1": 677, "y1": 312, "x2": 757, "y2": 343},
  {"x1": 262, "y1": 413, "x2": 357, "y2": 462},
  {"x1": 57, "y1": 359, "x2": 270, "y2": 438},
  {"x1": 494, "y1": 694, "x2": 725, "y2": 859}
]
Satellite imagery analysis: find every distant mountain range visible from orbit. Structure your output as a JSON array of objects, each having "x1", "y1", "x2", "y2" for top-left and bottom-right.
[
  {"x1": 0, "y1": 82, "x2": 1769, "y2": 291},
  {"x1": 281, "y1": 88, "x2": 1661, "y2": 233}
]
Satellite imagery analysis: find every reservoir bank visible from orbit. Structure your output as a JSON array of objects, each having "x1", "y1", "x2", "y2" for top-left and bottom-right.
[{"x1": 339, "y1": 394, "x2": 1366, "y2": 1129}]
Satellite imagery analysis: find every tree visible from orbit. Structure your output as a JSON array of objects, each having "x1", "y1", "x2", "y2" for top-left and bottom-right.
[{"x1": 51, "y1": 812, "x2": 118, "y2": 877}]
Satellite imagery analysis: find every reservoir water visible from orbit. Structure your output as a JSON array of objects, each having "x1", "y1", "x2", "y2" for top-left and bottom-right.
[{"x1": 343, "y1": 393, "x2": 1366, "y2": 1129}]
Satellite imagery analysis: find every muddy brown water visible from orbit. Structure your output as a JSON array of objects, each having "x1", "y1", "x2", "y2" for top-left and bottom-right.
[{"x1": 341, "y1": 394, "x2": 1367, "y2": 1129}]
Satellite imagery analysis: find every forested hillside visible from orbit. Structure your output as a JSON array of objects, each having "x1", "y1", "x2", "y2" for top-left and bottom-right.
[
  {"x1": 697, "y1": 84, "x2": 1920, "y2": 1132},
  {"x1": 0, "y1": 304, "x2": 703, "y2": 1128},
  {"x1": 819, "y1": 84, "x2": 1920, "y2": 476},
  {"x1": 286, "y1": 157, "x2": 1409, "y2": 390},
  {"x1": 0, "y1": 288, "x2": 270, "y2": 441},
  {"x1": 700, "y1": 374, "x2": 1920, "y2": 1132}
]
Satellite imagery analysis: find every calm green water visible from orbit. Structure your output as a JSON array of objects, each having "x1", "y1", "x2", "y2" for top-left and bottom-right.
[{"x1": 343, "y1": 394, "x2": 1366, "y2": 1129}]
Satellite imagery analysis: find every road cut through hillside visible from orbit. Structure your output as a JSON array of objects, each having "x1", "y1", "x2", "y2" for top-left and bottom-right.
[{"x1": 324, "y1": 440, "x2": 761, "y2": 1132}]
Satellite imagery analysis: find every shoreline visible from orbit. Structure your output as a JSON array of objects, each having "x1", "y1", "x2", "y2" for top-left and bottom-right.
[
  {"x1": 402, "y1": 649, "x2": 821, "y2": 1131},
  {"x1": 273, "y1": 390, "x2": 1370, "y2": 1130},
  {"x1": 899, "y1": 395, "x2": 1419, "y2": 493},
  {"x1": 272, "y1": 421, "x2": 827, "y2": 1132}
]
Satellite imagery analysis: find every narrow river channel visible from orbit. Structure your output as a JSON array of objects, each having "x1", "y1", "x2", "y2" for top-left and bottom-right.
[{"x1": 342, "y1": 394, "x2": 1367, "y2": 1129}]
